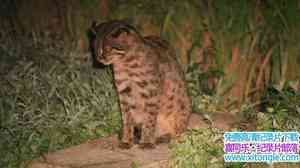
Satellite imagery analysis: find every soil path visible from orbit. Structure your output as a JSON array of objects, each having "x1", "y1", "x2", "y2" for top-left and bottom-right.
[
  {"x1": 28, "y1": 113, "x2": 215, "y2": 168},
  {"x1": 29, "y1": 135, "x2": 169, "y2": 168}
]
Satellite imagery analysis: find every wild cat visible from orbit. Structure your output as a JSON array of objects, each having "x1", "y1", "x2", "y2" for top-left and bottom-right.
[{"x1": 91, "y1": 20, "x2": 191, "y2": 149}]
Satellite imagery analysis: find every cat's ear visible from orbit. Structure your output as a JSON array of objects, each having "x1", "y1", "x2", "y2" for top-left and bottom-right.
[
  {"x1": 90, "y1": 21, "x2": 98, "y2": 36},
  {"x1": 89, "y1": 21, "x2": 108, "y2": 37},
  {"x1": 110, "y1": 27, "x2": 130, "y2": 38},
  {"x1": 108, "y1": 20, "x2": 140, "y2": 39}
]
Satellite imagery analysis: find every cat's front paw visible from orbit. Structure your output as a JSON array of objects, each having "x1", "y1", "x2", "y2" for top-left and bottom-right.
[
  {"x1": 119, "y1": 142, "x2": 133, "y2": 149},
  {"x1": 138, "y1": 142, "x2": 155, "y2": 149}
]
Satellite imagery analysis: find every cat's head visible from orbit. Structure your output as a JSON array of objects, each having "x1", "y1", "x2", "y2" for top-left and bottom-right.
[{"x1": 91, "y1": 20, "x2": 142, "y2": 65}]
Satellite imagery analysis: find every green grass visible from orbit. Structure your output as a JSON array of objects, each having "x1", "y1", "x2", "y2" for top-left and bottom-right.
[
  {"x1": 169, "y1": 128, "x2": 224, "y2": 168},
  {"x1": 0, "y1": 36, "x2": 121, "y2": 168}
]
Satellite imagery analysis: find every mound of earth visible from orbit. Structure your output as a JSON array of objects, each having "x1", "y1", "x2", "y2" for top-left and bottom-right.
[
  {"x1": 28, "y1": 113, "x2": 236, "y2": 168},
  {"x1": 29, "y1": 135, "x2": 170, "y2": 168}
]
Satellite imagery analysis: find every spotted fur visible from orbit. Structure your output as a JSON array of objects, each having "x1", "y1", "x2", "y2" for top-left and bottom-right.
[{"x1": 91, "y1": 20, "x2": 191, "y2": 149}]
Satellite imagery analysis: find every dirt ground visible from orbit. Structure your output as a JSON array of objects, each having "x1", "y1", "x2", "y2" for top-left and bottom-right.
[
  {"x1": 27, "y1": 112, "x2": 299, "y2": 168},
  {"x1": 27, "y1": 113, "x2": 235, "y2": 168},
  {"x1": 28, "y1": 135, "x2": 169, "y2": 168}
]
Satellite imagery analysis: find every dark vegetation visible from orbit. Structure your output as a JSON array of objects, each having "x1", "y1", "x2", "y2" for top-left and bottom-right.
[{"x1": 0, "y1": 0, "x2": 299, "y2": 167}]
